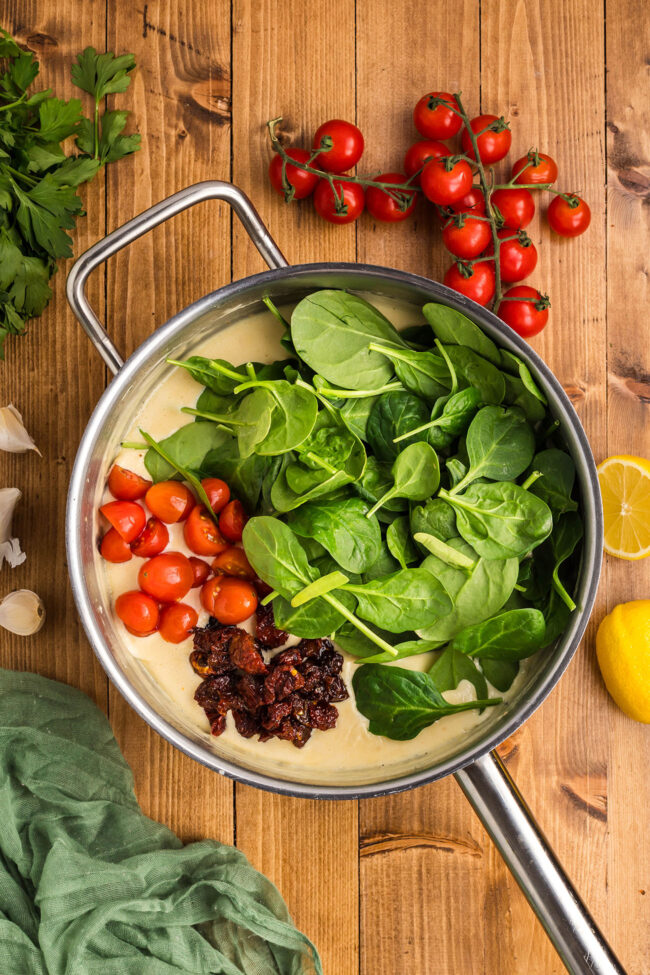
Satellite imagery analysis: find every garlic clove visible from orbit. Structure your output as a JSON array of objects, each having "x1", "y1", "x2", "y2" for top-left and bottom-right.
[
  {"x1": 0, "y1": 589, "x2": 45, "y2": 635},
  {"x1": 0, "y1": 404, "x2": 41, "y2": 455},
  {"x1": 0, "y1": 487, "x2": 25, "y2": 568}
]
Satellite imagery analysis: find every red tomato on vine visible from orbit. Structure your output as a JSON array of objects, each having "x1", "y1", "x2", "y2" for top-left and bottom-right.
[
  {"x1": 461, "y1": 114, "x2": 512, "y2": 164},
  {"x1": 421, "y1": 157, "x2": 473, "y2": 206},
  {"x1": 313, "y1": 119, "x2": 364, "y2": 173},
  {"x1": 511, "y1": 151, "x2": 558, "y2": 185},
  {"x1": 491, "y1": 188, "x2": 535, "y2": 229},
  {"x1": 487, "y1": 230, "x2": 538, "y2": 283},
  {"x1": 547, "y1": 195, "x2": 591, "y2": 237},
  {"x1": 443, "y1": 261, "x2": 496, "y2": 306},
  {"x1": 442, "y1": 216, "x2": 491, "y2": 260},
  {"x1": 499, "y1": 286, "x2": 550, "y2": 337},
  {"x1": 269, "y1": 149, "x2": 318, "y2": 199},
  {"x1": 313, "y1": 179, "x2": 365, "y2": 223},
  {"x1": 413, "y1": 92, "x2": 462, "y2": 140},
  {"x1": 366, "y1": 174, "x2": 416, "y2": 222}
]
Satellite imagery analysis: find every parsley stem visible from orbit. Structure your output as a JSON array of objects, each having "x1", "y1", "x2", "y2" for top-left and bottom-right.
[{"x1": 93, "y1": 96, "x2": 100, "y2": 160}]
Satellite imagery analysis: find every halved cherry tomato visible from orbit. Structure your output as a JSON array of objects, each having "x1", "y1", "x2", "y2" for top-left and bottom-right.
[
  {"x1": 365, "y1": 173, "x2": 416, "y2": 222},
  {"x1": 130, "y1": 517, "x2": 169, "y2": 558},
  {"x1": 145, "y1": 481, "x2": 195, "y2": 523},
  {"x1": 313, "y1": 178, "x2": 365, "y2": 224},
  {"x1": 443, "y1": 261, "x2": 496, "y2": 306},
  {"x1": 499, "y1": 285, "x2": 550, "y2": 338},
  {"x1": 108, "y1": 465, "x2": 151, "y2": 501},
  {"x1": 512, "y1": 151, "x2": 558, "y2": 186},
  {"x1": 115, "y1": 590, "x2": 159, "y2": 636},
  {"x1": 448, "y1": 187, "x2": 486, "y2": 215},
  {"x1": 442, "y1": 215, "x2": 492, "y2": 259},
  {"x1": 158, "y1": 602, "x2": 198, "y2": 644},
  {"x1": 269, "y1": 149, "x2": 319, "y2": 200},
  {"x1": 403, "y1": 140, "x2": 449, "y2": 183},
  {"x1": 100, "y1": 500, "x2": 146, "y2": 542},
  {"x1": 212, "y1": 547, "x2": 256, "y2": 580},
  {"x1": 219, "y1": 500, "x2": 248, "y2": 543},
  {"x1": 421, "y1": 157, "x2": 473, "y2": 206},
  {"x1": 189, "y1": 556, "x2": 211, "y2": 588},
  {"x1": 491, "y1": 188, "x2": 535, "y2": 229},
  {"x1": 100, "y1": 527, "x2": 132, "y2": 563},
  {"x1": 313, "y1": 119, "x2": 364, "y2": 173},
  {"x1": 547, "y1": 194, "x2": 591, "y2": 237},
  {"x1": 200, "y1": 478, "x2": 230, "y2": 513},
  {"x1": 138, "y1": 552, "x2": 194, "y2": 602},
  {"x1": 184, "y1": 504, "x2": 229, "y2": 556},
  {"x1": 201, "y1": 576, "x2": 258, "y2": 624},
  {"x1": 413, "y1": 92, "x2": 462, "y2": 140},
  {"x1": 486, "y1": 229, "x2": 538, "y2": 282},
  {"x1": 461, "y1": 114, "x2": 512, "y2": 164}
]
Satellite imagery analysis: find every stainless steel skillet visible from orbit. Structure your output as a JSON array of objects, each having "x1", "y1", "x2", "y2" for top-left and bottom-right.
[{"x1": 65, "y1": 181, "x2": 625, "y2": 975}]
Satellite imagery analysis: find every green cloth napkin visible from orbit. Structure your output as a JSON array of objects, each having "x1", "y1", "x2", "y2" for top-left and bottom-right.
[{"x1": 0, "y1": 669, "x2": 322, "y2": 975}]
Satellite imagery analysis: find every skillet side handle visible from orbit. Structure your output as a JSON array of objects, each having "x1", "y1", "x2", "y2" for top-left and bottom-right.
[
  {"x1": 455, "y1": 751, "x2": 626, "y2": 975},
  {"x1": 65, "y1": 181, "x2": 288, "y2": 375}
]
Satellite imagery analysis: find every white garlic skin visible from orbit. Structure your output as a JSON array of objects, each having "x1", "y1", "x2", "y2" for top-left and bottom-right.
[
  {"x1": 0, "y1": 405, "x2": 40, "y2": 455},
  {"x1": 0, "y1": 590, "x2": 45, "y2": 635}
]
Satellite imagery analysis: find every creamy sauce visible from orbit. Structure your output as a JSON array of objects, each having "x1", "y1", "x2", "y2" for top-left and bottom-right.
[{"x1": 104, "y1": 295, "x2": 529, "y2": 783}]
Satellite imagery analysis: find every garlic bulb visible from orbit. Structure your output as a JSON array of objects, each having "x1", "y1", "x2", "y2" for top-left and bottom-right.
[
  {"x1": 0, "y1": 405, "x2": 40, "y2": 455},
  {"x1": 0, "y1": 589, "x2": 45, "y2": 635},
  {"x1": 0, "y1": 487, "x2": 25, "y2": 568}
]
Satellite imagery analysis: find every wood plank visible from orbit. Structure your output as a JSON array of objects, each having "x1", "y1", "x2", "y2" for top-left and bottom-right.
[
  {"x1": 230, "y1": 3, "x2": 359, "y2": 972},
  {"x1": 105, "y1": 0, "x2": 234, "y2": 843},
  {"x1": 354, "y1": 3, "x2": 485, "y2": 973},
  {"x1": 605, "y1": 1, "x2": 650, "y2": 971},
  {"x1": 479, "y1": 1, "x2": 610, "y2": 971},
  {"x1": 1, "y1": 2, "x2": 108, "y2": 709}
]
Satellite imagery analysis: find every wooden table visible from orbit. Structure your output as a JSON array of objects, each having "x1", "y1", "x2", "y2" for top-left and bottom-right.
[{"x1": 3, "y1": 1, "x2": 649, "y2": 972}]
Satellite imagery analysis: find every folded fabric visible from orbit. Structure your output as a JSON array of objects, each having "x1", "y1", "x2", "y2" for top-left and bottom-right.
[{"x1": 0, "y1": 668, "x2": 322, "y2": 974}]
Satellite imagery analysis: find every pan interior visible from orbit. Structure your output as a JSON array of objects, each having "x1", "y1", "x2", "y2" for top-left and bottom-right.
[{"x1": 69, "y1": 265, "x2": 601, "y2": 795}]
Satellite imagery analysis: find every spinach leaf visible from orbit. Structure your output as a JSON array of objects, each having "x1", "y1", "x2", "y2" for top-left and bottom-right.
[
  {"x1": 339, "y1": 395, "x2": 378, "y2": 440},
  {"x1": 334, "y1": 620, "x2": 410, "y2": 657},
  {"x1": 288, "y1": 497, "x2": 382, "y2": 573},
  {"x1": 429, "y1": 646, "x2": 488, "y2": 700},
  {"x1": 342, "y1": 567, "x2": 452, "y2": 632},
  {"x1": 441, "y1": 345, "x2": 506, "y2": 404},
  {"x1": 202, "y1": 439, "x2": 270, "y2": 513},
  {"x1": 410, "y1": 497, "x2": 457, "y2": 542},
  {"x1": 386, "y1": 515, "x2": 419, "y2": 569},
  {"x1": 272, "y1": 592, "x2": 349, "y2": 639},
  {"x1": 413, "y1": 532, "x2": 475, "y2": 568},
  {"x1": 503, "y1": 374, "x2": 547, "y2": 423},
  {"x1": 366, "y1": 390, "x2": 429, "y2": 461},
  {"x1": 540, "y1": 587, "x2": 573, "y2": 647},
  {"x1": 480, "y1": 658, "x2": 520, "y2": 692},
  {"x1": 367, "y1": 442, "x2": 440, "y2": 518},
  {"x1": 195, "y1": 387, "x2": 239, "y2": 418},
  {"x1": 144, "y1": 421, "x2": 229, "y2": 481},
  {"x1": 527, "y1": 448, "x2": 579, "y2": 519},
  {"x1": 167, "y1": 355, "x2": 246, "y2": 395},
  {"x1": 548, "y1": 511, "x2": 583, "y2": 610},
  {"x1": 446, "y1": 457, "x2": 469, "y2": 488},
  {"x1": 232, "y1": 379, "x2": 318, "y2": 456},
  {"x1": 449, "y1": 608, "x2": 547, "y2": 660},
  {"x1": 369, "y1": 343, "x2": 450, "y2": 402},
  {"x1": 355, "y1": 457, "x2": 408, "y2": 517},
  {"x1": 394, "y1": 387, "x2": 483, "y2": 448},
  {"x1": 440, "y1": 481, "x2": 553, "y2": 559},
  {"x1": 242, "y1": 516, "x2": 315, "y2": 597},
  {"x1": 418, "y1": 540, "x2": 519, "y2": 642},
  {"x1": 499, "y1": 349, "x2": 547, "y2": 403},
  {"x1": 352, "y1": 665, "x2": 498, "y2": 740},
  {"x1": 291, "y1": 290, "x2": 405, "y2": 390},
  {"x1": 450, "y1": 405, "x2": 535, "y2": 492},
  {"x1": 423, "y1": 303, "x2": 501, "y2": 365},
  {"x1": 361, "y1": 539, "x2": 401, "y2": 580}
]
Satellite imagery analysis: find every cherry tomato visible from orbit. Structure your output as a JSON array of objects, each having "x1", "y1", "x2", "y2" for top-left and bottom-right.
[
  {"x1": 200, "y1": 478, "x2": 230, "y2": 513},
  {"x1": 403, "y1": 140, "x2": 449, "y2": 183},
  {"x1": 448, "y1": 186, "x2": 486, "y2": 215},
  {"x1": 100, "y1": 500, "x2": 146, "y2": 542},
  {"x1": 158, "y1": 602, "x2": 199, "y2": 644},
  {"x1": 145, "y1": 481, "x2": 195, "y2": 523},
  {"x1": 269, "y1": 148, "x2": 319, "y2": 200},
  {"x1": 313, "y1": 178, "x2": 364, "y2": 224},
  {"x1": 189, "y1": 556, "x2": 211, "y2": 588},
  {"x1": 512, "y1": 151, "x2": 558, "y2": 186},
  {"x1": 201, "y1": 576, "x2": 258, "y2": 625},
  {"x1": 547, "y1": 195, "x2": 591, "y2": 237},
  {"x1": 184, "y1": 504, "x2": 229, "y2": 557},
  {"x1": 413, "y1": 92, "x2": 462, "y2": 140},
  {"x1": 107, "y1": 465, "x2": 151, "y2": 501},
  {"x1": 487, "y1": 229, "x2": 538, "y2": 283},
  {"x1": 212, "y1": 547, "x2": 256, "y2": 580},
  {"x1": 219, "y1": 500, "x2": 248, "y2": 543},
  {"x1": 365, "y1": 173, "x2": 417, "y2": 223},
  {"x1": 100, "y1": 527, "x2": 132, "y2": 563},
  {"x1": 313, "y1": 119, "x2": 364, "y2": 173},
  {"x1": 461, "y1": 114, "x2": 512, "y2": 164},
  {"x1": 442, "y1": 215, "x2": 492, "y2": 260},
  {"x1": 115, "y1": 590, "x2": 159, "y2": 636},
  {"x1": 443, "y1": 261, "x2": 496, "y2": 306},
  {"x1": 138, "y1": 552, "x2": 194, "y2": 602},
  {"x1": 421, "y1": 157, "x2": 473, "y2": 206},
  {"x1": 130, "y1": 516, "x2": 169, "y2": 558},
  {"x1": 499, "y1": 285, "x2": 550, "y2": 338},
  {"x1": 491, "y1": 188, "x2": 535, "y2": 230}
]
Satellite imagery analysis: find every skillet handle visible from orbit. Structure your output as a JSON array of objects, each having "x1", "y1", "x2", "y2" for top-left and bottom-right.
[
  {"x1": 455, "y1": 751, "x2": 626, "y2": 974},
  {"x1": 66, "y1": 181, "x2": 288, "y2": 375}
]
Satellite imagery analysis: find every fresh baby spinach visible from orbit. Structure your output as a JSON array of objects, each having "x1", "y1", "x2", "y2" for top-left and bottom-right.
[
  {"x1": 428, "y1": 645, "x2": 488, "y2": 701},
  {"x1": 366, "y1": 390, "x2": 429, "y2": 461},
  {"x1": 480, "y1": 657, "x2": 520, "y2": 693},
  {"x1": 366, "y1": 442, "x2": 440, "y2": 518},
  {"x1": 527, "y1": 448, "x2": 579, "y2": 519},
  {"x1": 368, "y1": 343, "x2": 450, "y2": 402},
  {"x1": 394, "y1": 386, "x2": 483, "y2": 448},
  {"x1": 449, "y1": 406, "x2": 536, "y2": 494},
  {"x1": 449, "y1": 608, "x2": 547, "y2": 660},
  {"x1": 143, "y1": 421, "x2": 228, "y2": 482},
  {"x1": 341, "y1": 567, "x2": 452, "y2": 633},
  {"x1": 386, "y1": 515, "x2": 419, "y2": 569},
  {"x1": 289, "y1": 497, "x2": 382, "y2": 573},
  {"x1": 422, "y1": 303, "x2": 501, "y2": 365},
  {"x1": 440, "y1": 345, "x2": 506, "y2": 405}
]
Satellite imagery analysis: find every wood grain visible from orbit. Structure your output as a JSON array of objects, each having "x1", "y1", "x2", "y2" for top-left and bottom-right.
[{"x1": 230, "y1": 3, "x2": 359, "y2": 973}]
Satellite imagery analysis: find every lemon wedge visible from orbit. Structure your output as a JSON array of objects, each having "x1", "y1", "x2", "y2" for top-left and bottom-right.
[{"x1": 597, "y1": 455, "x2": 650, "y2": 559}]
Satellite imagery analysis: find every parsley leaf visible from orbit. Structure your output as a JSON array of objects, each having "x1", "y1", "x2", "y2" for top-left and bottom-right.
[{"x1": 72, "y1": 48, "x2": 136, "y2": 100}]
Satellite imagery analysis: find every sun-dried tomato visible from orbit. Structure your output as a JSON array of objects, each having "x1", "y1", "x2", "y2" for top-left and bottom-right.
[
  {"x1": 229, "y1": 629, "x2": 267, "y2": 674},
  {"x1": 255, "y1": 600, "x2": 289, "y2": 649}
]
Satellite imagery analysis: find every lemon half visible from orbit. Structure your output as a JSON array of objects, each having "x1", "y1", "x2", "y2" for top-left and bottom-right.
[{"x1": 597, "y1": 455, "x2": 650, "y2": 560}]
